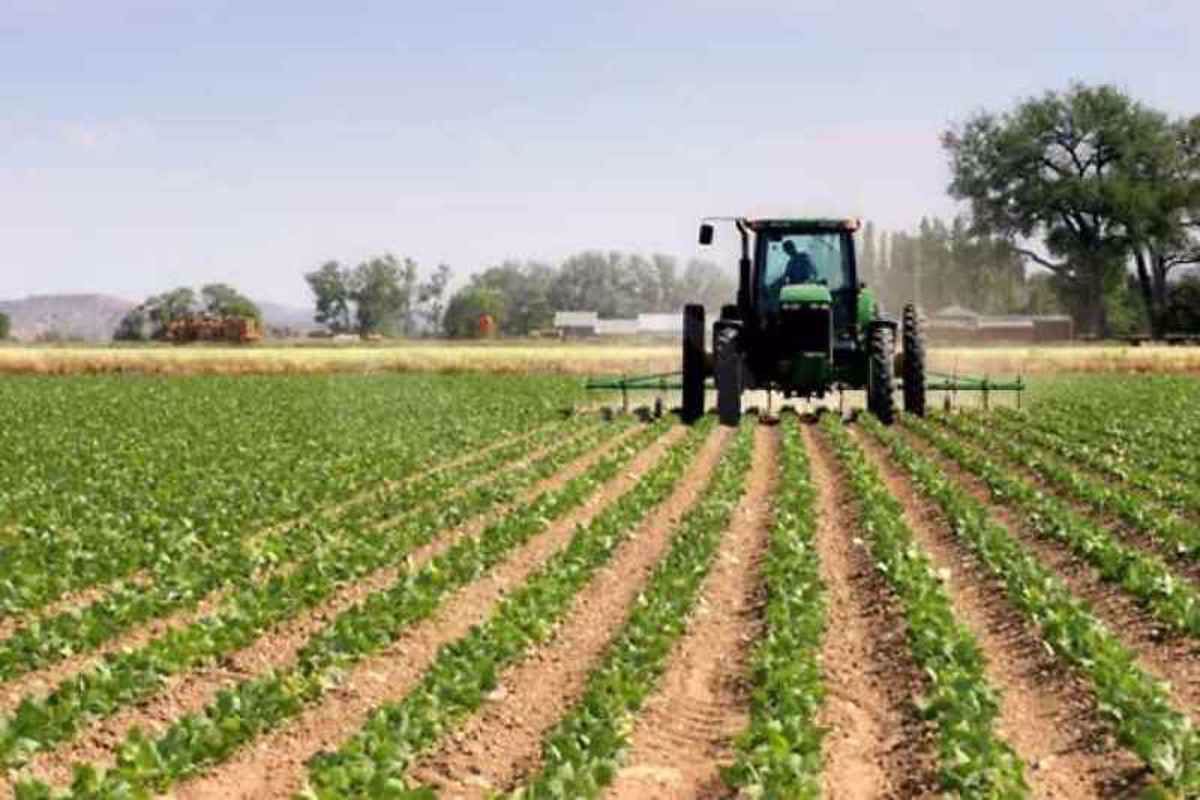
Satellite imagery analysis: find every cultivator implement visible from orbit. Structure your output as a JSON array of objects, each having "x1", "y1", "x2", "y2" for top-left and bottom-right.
[{"x1": 585, "y1": 370, "x2": 1024, "y2": 416}]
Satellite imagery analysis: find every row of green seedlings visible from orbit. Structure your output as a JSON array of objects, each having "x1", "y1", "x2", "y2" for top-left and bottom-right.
[
  {"x1": 0, "y1": 396, "x2": 562, "y2": 621},
  {"x1": 0, "y1": 416, "x2": 632, "y2": 773},
  {"x1": 12, "y1": 418, "x2": 681, "y2": 799},
  {"x1": 511, "y1": 420, "x2": 752, "y2": 799},
  {"x1": 0, "y1": 416, "x2": 595, "y2": 692},
  {"x1": 910, "y1": 414, "x2": 1200, "y2": 639},
  {"x1": 822, "y1": 415, "x2": 1028, "y2": 796},
  {"x1": 867, "y1": 415, "x2": 1200, "y2": 791},
  {"x1": 943, "y1": 411, "x2": 1200, "y2": 557},
  {"x1": 989, "y1": 408, "x2": 1200, "y2": 517},
  {"x1": 1025, "y1": 394, "x2": 1200, "y2": 484},
  {"x1": 301, "y1": 417, "x2": 741, "y2": 798},
  {"x1": 723, "y1": 412, "x2": 826, "y2": 797}
]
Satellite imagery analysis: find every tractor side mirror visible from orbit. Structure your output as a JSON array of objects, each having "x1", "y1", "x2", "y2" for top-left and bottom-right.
[{"x1": 698, "y1": 223, "x2": 714, "y2": 245}]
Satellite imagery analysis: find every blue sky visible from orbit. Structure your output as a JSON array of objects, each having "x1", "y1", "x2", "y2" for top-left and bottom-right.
[{"x1": 2, "y1": 0, "x2": 1197, "y2": 306}]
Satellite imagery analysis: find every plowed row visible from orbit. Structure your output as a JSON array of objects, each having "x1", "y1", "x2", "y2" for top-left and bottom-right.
[{"x1": 3, "y1": 374, "x2": 1200, "y2": 798}]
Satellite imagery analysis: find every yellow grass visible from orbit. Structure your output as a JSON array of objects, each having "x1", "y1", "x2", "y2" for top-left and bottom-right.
[{"x1": 1, "y1": 341, "x2": 1198, "y2": 377}]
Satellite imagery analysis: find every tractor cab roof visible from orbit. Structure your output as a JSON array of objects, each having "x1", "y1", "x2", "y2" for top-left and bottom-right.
[{"x1": 745, "y1": 218, "x2": 861, "y2": 234}]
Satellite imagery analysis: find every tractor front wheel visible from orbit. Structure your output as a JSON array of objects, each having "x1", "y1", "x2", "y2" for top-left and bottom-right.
[
  {"x1": 681, "y1": 305, "x2": 705, "y2": 424},
  {"x1": 867, "y1": 326, "x2": 897, "y2": 425},
  {"x1": 715, "y1": 325, "x2": 742, "y2": 426},
  {"x1": 902, "y1": 303, "x2": 927, "y2": 416}
]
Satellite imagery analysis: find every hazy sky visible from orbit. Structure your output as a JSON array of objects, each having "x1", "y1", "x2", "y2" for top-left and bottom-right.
[{"x1": 2, "y1": 0, "x2": 1197, "y2": 306}]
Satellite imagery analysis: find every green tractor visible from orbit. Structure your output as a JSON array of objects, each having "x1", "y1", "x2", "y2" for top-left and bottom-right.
[{"x1": 682, "y1": 216, "x2": 926, "y2": 426}]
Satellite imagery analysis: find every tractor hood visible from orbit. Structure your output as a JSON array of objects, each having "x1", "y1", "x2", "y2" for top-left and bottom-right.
[{"x1": 779, "y1": 283, "x2": 832, "y2": 306}]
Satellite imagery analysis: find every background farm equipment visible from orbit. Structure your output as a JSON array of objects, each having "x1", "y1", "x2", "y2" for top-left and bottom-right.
[{"x1": 165, "y1": 314, "x2": 262, "y2": 344}]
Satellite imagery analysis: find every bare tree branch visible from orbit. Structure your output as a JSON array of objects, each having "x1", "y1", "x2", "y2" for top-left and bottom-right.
[{"x1": 1015, "y1": 247, "x2": 1068, "y2": 272}]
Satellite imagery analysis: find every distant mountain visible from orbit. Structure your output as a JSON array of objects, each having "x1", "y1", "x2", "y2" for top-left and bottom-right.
[
  {"x1": 0, "y1": 294, "x2": 136, "y2": 341},
  {"x1": 0, "y1": 294, "x2": 318, "y2": 341}
]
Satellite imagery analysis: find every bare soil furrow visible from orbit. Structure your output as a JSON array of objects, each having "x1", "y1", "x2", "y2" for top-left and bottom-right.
[
  {"x1": 9, "y1": 422, "x2": 646, "y2": 794},
  {"x1": 855, "y1": 427, "x2": 1145, "y2": 799},
  {"x1": 901, "y1": 427, "x2": 1200, "y2": 732},
  {"x1": 157, "y1": 424, "x2": 685, "y2": 800},
  {"x1": 408, "y1": 426, "x2": 733, "y2": 798},
  {"x1": 602, "y1": 424, "x2": 774, "y2": 800},
  {"x1": 805, "y1": 421, "x2": 938, "y2": 800}
]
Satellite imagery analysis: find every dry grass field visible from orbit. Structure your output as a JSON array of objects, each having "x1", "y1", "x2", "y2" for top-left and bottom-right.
[{"x1": 2, "y1": 340, "x2": 1199, "y2": 376}]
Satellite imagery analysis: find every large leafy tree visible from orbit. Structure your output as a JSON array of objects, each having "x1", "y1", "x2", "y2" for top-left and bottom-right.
[
  {"x1": 470, "y1": 261, "x2": 554, "y2": 335},
  {"x1": 416, "y1": 263, "x2": 453, "y2": 334},
  {"x1": 443, "y1": 287, "x2": 507, "y2": 338},
  {"x1": 1119, "y1": 116, "x2": 1200, "y2": 336},
  {"x1": 943, "y1": 83, "x2": 1186, "y2": 335},
  {"x1": 200, "y1": 283, "x2": 261, "y2": 321},
  {"x1": 304, "y1": 261, "x2": 353, "y2": 333},
  {"x1": 349, "y1": 255, "x2": 409, "y2": 336}
]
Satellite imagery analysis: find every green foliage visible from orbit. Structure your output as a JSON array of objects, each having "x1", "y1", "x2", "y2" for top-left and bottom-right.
[
  {"x1": 442, "y1": 286, "x2": 507, "y2": 338},
  {"x1": 200, "y1": 282, "x2": 261, "y2": 321},
  {"x1": 0, "y1": 311, "x2": 10, "y2": 340},
  {"x1": 301, "y1": 418, "x2": 722, "y2": 798},
  {"x1": 923, "y1": 413, "x2": 1200, "y2": 635},
  {"x1": 12, "y1": 414, "x2": 667, "y2": 799},
  {"x1": 113, "y1": 284, "x2": 261, "y2": 341},
  {"x1": 305, "y1": 255, "x2": 422, "y2": 337},
  {"x1": 725, "y1": 413, "x2": 826, "y2": 797},
  {"x1": 824, "y1": 416, "x2": 1028, "y2": 797},
  {"x1": 873, "y1": 415, "x2": 1200, "y2": 791},
  {"x1": 442, "y1": 252, "x2": 736, "y2": 337},
  {"x1": 515, "y1": 419, "x2": 752, "y2": 799},
  {"x1": 1164, "y1": 276, "x2": 1200, "y2": 333},
  {"x1": 944, "y1": 82, "x2": 1199, "y2": 335},
  {"x1": 351, "y1": 254, "x2": 416, "y2": 337},
  {"x1": 304, "y1": 261, "x2": 353, "y2": 333}
]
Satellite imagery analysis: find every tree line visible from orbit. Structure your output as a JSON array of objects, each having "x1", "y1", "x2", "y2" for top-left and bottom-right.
[{"x1": 305, "y1": 251, "x2": 735, "y2": 338}]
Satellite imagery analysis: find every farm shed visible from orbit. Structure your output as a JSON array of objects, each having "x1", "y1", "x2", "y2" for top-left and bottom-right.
[{"x1": 552, "y1": 311, "x2": 598, "y2": 338}]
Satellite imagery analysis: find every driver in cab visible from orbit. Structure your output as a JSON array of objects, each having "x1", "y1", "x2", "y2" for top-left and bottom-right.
[{"x1": 781, "y1": 240, "x2": 818, "y2": 284}]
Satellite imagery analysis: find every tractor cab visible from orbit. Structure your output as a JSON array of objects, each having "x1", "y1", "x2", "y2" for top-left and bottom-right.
[
  {"x1": 750, "y1": 221, "x2": 861, "y2": 371},
  {"x1": 690, "y1": 215, "x2": 920, "y2": 425}
]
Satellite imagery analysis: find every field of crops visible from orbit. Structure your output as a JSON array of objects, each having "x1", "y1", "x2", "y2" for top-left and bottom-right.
[{"x1": 0, "y1": 372, "x2": 1198, "y2": 799}]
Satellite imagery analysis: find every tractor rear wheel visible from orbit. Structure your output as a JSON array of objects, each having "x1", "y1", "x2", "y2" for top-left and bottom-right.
[
  {"x1": 681, "y1": 305, "x2": 706, "y2": 424},
  {"x1": 715, "y1": 325, "x2": 742, "y2": 426},
  {"x1": 902, "y1": 303, "x2": 927, "y2": 416},
  {"x1": 867, "y1": 326, "x2": 897, "y2": 425}
]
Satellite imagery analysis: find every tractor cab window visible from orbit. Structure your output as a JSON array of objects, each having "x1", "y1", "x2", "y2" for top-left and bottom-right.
[{"x1": 759, "y1": 232, "x2": 850, "y2": 311}]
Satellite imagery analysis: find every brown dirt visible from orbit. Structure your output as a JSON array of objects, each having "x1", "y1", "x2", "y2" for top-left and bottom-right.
[
  {"x1": 805, "y1": 421, "x2": 939, "y2": 800},
  {"x1": 143, "y1": 424, "x2": 687, "y2": 800},
  {"x1": 6, "y1": 422, "x2": 652, "y2": 796},
  {"x1": 601, "y1": 424, "x2": 775, "y2": 800},
  {"x1": 854, "y1": 427, "x2": 1147, "y2": 798},
  {"x1": 408, "y1": 426, "x2": 734, "y2": 798},
  {"x1": 900, "y1": 426, "x2": 1200, "y2": 763}
]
